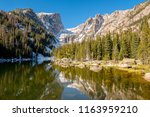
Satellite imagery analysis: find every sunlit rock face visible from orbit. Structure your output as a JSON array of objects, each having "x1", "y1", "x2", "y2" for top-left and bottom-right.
[
  {"x1": 13, "y1": 9, "x2": 64, "y2": 36},
  {"x1": 58, "y1": 1, "x2": 150, "y2": 43},
  {"x1": 37, "y1": 12, "x2": 64, "y2": 36},
  {"x1": 13, "y1": 9, "x2": 44, "y2": 27}
]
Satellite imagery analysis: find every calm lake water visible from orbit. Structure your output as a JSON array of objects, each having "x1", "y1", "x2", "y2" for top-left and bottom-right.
[{"x1": 0, "y1": 62, "x2": 150, "y2": 100}]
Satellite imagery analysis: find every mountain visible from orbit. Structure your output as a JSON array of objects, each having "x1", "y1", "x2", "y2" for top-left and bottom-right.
[
  {"x1": 0, "y1": 9, "x2": 62, "y2": 59},
  {"x1": 58, "y1": 1, "x2": 150, "y2": 43},
  {"x1": 13, "y1": 9, "x2": 44, "y2": 27},
  {"x1": 37, "y1": 12, "x2": 64, "y2": 36}
]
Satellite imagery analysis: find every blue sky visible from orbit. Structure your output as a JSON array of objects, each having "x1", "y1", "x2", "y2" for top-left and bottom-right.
[{"x1": 0, "y1": 0, "x2": 146, "y2": 28}]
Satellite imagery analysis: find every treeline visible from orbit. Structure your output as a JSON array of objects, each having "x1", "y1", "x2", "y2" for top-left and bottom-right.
[
  {"x1": 0, "y1": 10, "x2": 55, "y2": 58},
  {"x1": 54, "y1": 18, "x2": 150, "y2": 64}
]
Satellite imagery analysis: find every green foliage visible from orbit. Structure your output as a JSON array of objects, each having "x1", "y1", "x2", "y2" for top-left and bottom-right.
[
  {"x1": 138, "y1": 18, "x2": 150, "y2": 64},
  {"x1": 131, "y1": 33, "x2": 140, "y2": 58},
  {"x1": 112, "y1": 33, "x2": 120, "y2": 61},
  {"x1": 0, "y1": 11, "x2": 55, "y2": 58},
  {"x1": 96, "y1": 36, "x2": 103, "y2": 60},
  {"x1": 54, "y1": 18, "x2": 150, "y2": 64},
  {"x1": 103, "y1": 33, "x2": 112, "y2": 60}
]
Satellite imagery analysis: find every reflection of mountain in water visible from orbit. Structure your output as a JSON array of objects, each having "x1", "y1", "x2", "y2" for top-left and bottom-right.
[
  {"x1": 56, "y1": 66, "x2": 150, "y2": 100},
  {"x1": 57, "y1": 72, "x2": 89, "y2": 100},
  {"x1": 0, "y1": 63, "x2": 150, "y2": 100}
]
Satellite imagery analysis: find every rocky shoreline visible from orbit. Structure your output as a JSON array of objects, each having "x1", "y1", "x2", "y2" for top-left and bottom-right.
[{"x1": 54, "y1": 58, "x2": 150, "y2": 82}]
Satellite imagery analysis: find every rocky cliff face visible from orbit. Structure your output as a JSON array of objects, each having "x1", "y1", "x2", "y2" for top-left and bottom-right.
[
  {"x1": 37, "y1": 12, "x2": 64, "y2": 36},
  {"x1": 13, "y1": 9, "x2": 64, "y2": 36},
  {"x1": 12, "y1": 9, "x2": 44, "y2": 28},
  {"x1": 59, "y1": 1, "x2": 150, "y2": 43}
]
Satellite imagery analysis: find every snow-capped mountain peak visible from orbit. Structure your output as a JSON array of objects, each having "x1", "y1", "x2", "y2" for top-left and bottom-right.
[
  {"x1": 58, "y1": 1, "x2": 150, "y2": 44},
  {"x1": 37, "y1": 12, "x2": 64, "y2": 36},
  {"x1": 37, "y1": 12, "x2": 55, "y2": 16}
]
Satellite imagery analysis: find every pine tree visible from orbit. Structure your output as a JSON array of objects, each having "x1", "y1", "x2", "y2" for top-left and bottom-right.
[
  {"x1": 112, "y1": 33, "x2": 120, "y2": 61},
  {"x1": 131, "y1": 32, "x2": 140, "y2": 58},
  {"x1": 96, "y1": 36, "x2": 102, "y2": 60},
  {"x1": 103, "y1": 33, "x2": 112, "y2": 60},
  {"x1": 119, "y1": 33, "x2": 129, "y2": 59},
  {"x1": 138, "y1": 18, "x2": 150, "y2": 64},
  {"x1": 85, "y1": 38, "x2": 92, "y2": 60},
  {"x1": 91, "y1": 40, "x2": 98, "y2": 60}
]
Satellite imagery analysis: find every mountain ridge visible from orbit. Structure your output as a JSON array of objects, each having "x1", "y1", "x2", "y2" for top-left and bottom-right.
[
  {"x1": 58, "y1": 1, "x2": 150, "y2": 44},
  {"x1": 37, "y1": 12, "x2": 64, "y2": 36}
]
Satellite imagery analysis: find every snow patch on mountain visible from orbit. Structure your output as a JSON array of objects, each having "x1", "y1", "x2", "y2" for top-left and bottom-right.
[
  {"x1": 58, "y1": 1, "x2": 150, "y2": 43},
  {"x1": 37, "y1": 12, "x2": 64, "y2": 36},
  {"x1": 37, "y1": 12, "x2": 55, "y2": 16}
]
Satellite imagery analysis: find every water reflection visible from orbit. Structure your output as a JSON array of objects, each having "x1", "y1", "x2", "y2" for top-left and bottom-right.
[
  {"x1": 0, "y1": 62, "x2": 63, "y2": 100},
  {"x1": 56, "y1": 66, "x2": 150, "y2": 100},
  {"x1": 57, "y1": 72, "x2": 89, "y2": 100},
  {"x1": 0, "y1": 62, "x2": 150, "y2": 100}
]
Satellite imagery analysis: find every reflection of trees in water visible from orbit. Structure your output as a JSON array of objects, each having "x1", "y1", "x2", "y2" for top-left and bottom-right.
[
  {"x1": 56, "y1": 66, "x2": 150, "y2": 100},
  {"x1": 0, "y1": 63, "x2": 63, "y2": 100},
  {"x1": 0, "y1": 63, "x2": 150, "y2": 100}
]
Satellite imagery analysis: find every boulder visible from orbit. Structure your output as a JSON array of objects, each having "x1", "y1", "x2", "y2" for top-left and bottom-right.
[
  {"x1": 61, "y1": 58, "x2": 72, "y2": 63},
  {"x1": 60, "y1": 63, "x2": 69, "y2": 68},
  {"x1": 105, "y1": 61, "x2": 116, "y2": 67},
  {"x1": 71, "y1": 61, "x2": 81, "y2": 67},
  {"x1": 91, "y1": 63, "x2": 99, "y2": 67},
  {"x1": 91, "y1": 60, "x2": 101, "y2": 65},
  {"x1": 83, "y1": 61, "x2": 91, "y2": 67},
  {"x1": 135, "y1": 60, "x2": 143, "y2": 65},
  {"x1": 118, "y1": 58, "x2": 135, "y2": 68},
  {"x1": 76, "y1": 63, "x2": 85, "y2": 69},
  {"x1": 144, "y1": 73, "x2": 150, "y2": 81},
  {"x1": 90, "y1": 66, "x2": 102, "y2": 72},
  {"x1": 121, "y1": 58, "x2": 136, "y2": 65},
  {"x1": 118, "y1": 64, "x2": 132, "y2": 68}
]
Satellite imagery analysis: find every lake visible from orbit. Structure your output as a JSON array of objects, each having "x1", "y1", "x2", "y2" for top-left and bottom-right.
[{"x1": 0, "y1": 62, "x2": 150, "y2": 100}]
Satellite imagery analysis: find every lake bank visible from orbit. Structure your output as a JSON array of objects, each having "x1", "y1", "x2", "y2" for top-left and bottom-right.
[
  {"x1": 54, "y1": 58, "x2": 150, "y2": 82},
  {"x1": 0, "y1": 56, "x2": 53, "y2": 63}
]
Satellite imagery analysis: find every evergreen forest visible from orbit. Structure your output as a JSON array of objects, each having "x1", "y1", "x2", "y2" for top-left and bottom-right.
[
  {"x1": 0, "y1": 10, "x2": 55, "y2": 58},
  {"x1": 54, "y1": 18, "x2": 150, "y2": 64}
]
